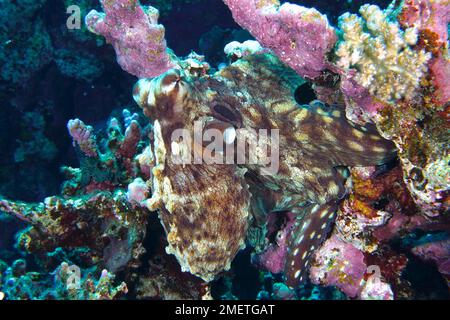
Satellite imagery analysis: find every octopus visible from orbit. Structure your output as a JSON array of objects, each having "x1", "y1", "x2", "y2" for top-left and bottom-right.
[{"x1": 133, "y1": 53, "x2": 396, "y2": 286}]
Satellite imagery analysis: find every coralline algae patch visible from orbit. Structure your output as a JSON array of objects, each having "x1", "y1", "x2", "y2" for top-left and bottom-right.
[{"x1": 0, "y1": 0, "x2": 449, "y2": 300}]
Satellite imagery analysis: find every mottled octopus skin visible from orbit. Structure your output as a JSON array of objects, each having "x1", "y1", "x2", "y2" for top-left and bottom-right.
[{"x1": 134, "y1": 53, "x2": 395, "y2": 285}]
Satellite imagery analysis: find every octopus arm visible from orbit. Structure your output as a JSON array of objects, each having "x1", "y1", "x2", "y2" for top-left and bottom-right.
[
  {"x1": 288, "y1": 102, "x2": 397, "y2": 167},
  {"x1": 285, "y1": 201, "x2": 338, "y2": 287}
]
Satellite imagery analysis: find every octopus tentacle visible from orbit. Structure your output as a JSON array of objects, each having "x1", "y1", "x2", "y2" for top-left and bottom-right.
[{"x1": 285, "y1": 201, "x2": 339, "y2": 287}]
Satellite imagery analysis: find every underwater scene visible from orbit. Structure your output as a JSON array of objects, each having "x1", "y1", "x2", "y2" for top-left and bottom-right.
[{"x1": 0, "y1": 0, "x2": 449, "y2": 302}]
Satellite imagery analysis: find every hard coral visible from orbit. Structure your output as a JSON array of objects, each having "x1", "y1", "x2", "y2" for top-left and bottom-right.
[
  {"x1": 412, "y1": 238, "x2": 450, "y2": 287},
  {"x1": 0, "y1": 260, "x2": 127, "y2": 300},
  {"x1": 335, "y1": 1, "x2": 449, "y2": 218},
  {"x1": 65, "y1": 113, "x2": 145, "y2": 196},
  {"x1": 336, "y1": 4, "x2": 432, "y2": 103},
  {"x1": 2, "y1": 0, "x2": 449, "y2": 301},
  {"x1": 67, "y1": 119, "x2": 99, "y2": 158},
  {"x1": 310, "y1": 233, "x2": 368, "y2": 299},
  {"x1": 85, "y1": 0, "x2": 177, "y2": 78},
  {"x1": 0, "y1": 191, "x2": 149, "y2": 274},
  {"x1": 135, "y1": 235, "x2": 206, "y2": 300},
  {"x1": 398, "y1": 0, "x2": 450, "y2": 51},
  {"x1": 223, "y1": 0, "x2": 337, "y2": 79},
  {"x1": 336, "y1": 166, "x2": 419, "y2": 252}
]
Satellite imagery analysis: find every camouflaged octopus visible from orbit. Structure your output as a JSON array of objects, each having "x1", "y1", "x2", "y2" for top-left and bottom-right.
[{"x1": 133, "y1": 53, "x2": 395, "y2": 285}]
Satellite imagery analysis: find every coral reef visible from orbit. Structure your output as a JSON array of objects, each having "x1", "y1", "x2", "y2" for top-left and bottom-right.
[
  {"x1": 310, "y1": 233, "x2": 374, "y2": 299},
  {"x1": 0, "y1": 0, "x2": 449, "y2": 301},
  {"x1": 85, "y1": 0, "x2": 177, "y2": 78},
  {"x1": 253, "y1": 213, "x2": 296, "y2": 275},
  {"x1": 0, "y1": 190, "x2": 149, "y2": 273},
  {"x1": 399, "y1": 0, "x2": 449, "y2": 49},
  {"x1": 411, "y1": 237, "x2": 450, "y2": 287},
  {"x1": 223, "y1": 0, "x2": 338, "y2": 79},
  {"x1": 0, "y1": 259, "x2": 127, "y2": 300},
  {"x1": 0, "y1": 111, "x2": 151, "y2": 279},
  {"x1": 336, "y1": 3, "x2": 449, "y2": 217},
  {"x1": 135, "y1": 233, "x2": 206, "y2": 299},
  {"x1": 336, "y1": 4, "x2": 432, "y2": 103}
]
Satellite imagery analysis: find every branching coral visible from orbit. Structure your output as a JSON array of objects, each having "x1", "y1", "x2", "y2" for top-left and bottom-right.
[
  {"x1": 67, "y1": 119, "x2": 99, "y2": 158},
  {"x1": 0, "y1": 109, "x2": 153, "y2": 283},
  {"x1": 0, "y1": 260, "x2": 127, "y2": 300},
  {"x1": 336, "y1": 4, "x2": 432, "y2": 103},
  {"x1": 0, "y1": 191, "x2": 149, "y2": 274},
  {"x1": 223, "y1": 0, "x2": 338, "y2": 79},
  {"x1": 65, "y1": 112, "x2": 146, "y2": 195},
  {"x1": 332, "y1": 2, "x2": 449, "y2": 217},
  {"x1": 85, "y1": 0, "x2": 177, "y2": 78}
]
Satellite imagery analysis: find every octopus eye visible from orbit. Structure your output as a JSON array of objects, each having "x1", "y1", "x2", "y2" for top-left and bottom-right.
[{"x1": 211, "y1": 103, "x2": 240, "y2": 125}]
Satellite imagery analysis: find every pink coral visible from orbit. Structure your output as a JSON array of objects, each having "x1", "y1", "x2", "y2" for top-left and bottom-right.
[
  {"x1": 399, "y1": 0, "x2": 450, "y2": 48},
  {"x1": 136, "y1": 146, "x2": 154, "y2": 180},
  {"x1": 340, "y1": 74, "x2": 386, "y2": 124},
  {"x1": 118, "y1": 120, "x2": 142, "y2": 159},
  {"x1": 398, "y1": 0, "x2": 450, "y2": 107},
  {"x1": 127, "y1": 178, "x2": 149, "y2": 205},
  {"x1": 67, "y1": 119, "x2": 98, "y2": 157},
  {"x1": 310, "y1": 233, "x2": 367, "y2": 298},
  {"x1": 429, "y1": 54, "x2": 450, "y2": 105},
  {"x1": 85, "y1": 0, "x2": 176, "y2": 78},
  {"x1": 255, "y1": 217, "x2": 295, "y2": 274},
  {"x1": 372, "y1": 210, "x2": 428, "y2": 242},
  {"x1": 223, "y1": 0, "x2": 337, "y2": 79},
  {"x1": 253, "y1": 213, "x2": 295, "y2": 273}
]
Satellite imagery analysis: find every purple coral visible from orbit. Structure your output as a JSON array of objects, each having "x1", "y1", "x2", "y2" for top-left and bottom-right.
[
  {"x1": 85, "y1": 0, "x2": 177, "y2": 78},
  {"x1": 253, "y1": 213, "x2": 295, "y2": 274},
  {"x1": 399, "y1": 0, "x2": 450, "y2": 48},
  {"x1": 127, "y1": 178, "x2": 149, "y2": 205},
  {"x1": 119, "y1": 120, "x2": 142, "y2": 159},
  {"x1": 310, "y1": 234, "x2": 367, "y2": 298},
  {"x1": 223, "y1": 0, "x2": 337, "y2": 79},
  {"x1": 340, "y1": 74, "x2": 386, "y2": 124},
  {"x1": 67, "y1": 119, "x2": 98, "y2": 157}
]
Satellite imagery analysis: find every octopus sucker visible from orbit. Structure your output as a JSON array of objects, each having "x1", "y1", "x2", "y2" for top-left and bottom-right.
[{"x1": 134, "y1": 53, "x2": 396, "y2": 284}]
